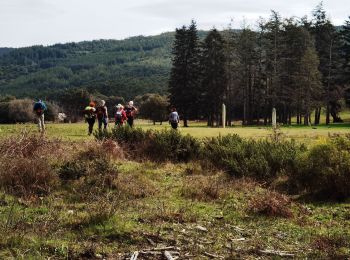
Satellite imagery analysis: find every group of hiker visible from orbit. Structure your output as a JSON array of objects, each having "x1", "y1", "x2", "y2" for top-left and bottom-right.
[
  {"x1": 32, "y1": 99, "x2": 180, "y2": 134},
  {"x1": 83, "y1": 100, "x2": 137, "y2": 135}
]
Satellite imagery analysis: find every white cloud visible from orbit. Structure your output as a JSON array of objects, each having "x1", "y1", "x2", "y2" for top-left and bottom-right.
[{"x1": 0, "y1": 0, "x2": 348, "y2": 47}]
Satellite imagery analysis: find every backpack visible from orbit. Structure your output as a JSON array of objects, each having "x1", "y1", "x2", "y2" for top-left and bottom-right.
[
  {"x1": 125, "y1": 107, "x2": 133, "y2": 118},
  {"x1": 84, "y1": 107, "x2": 95, "y2": 119},
  {"x1": 33, "y1": 102, "x2": 45, "y2": 115},
  {"x1": 115, "y1": 111, "x2": 122, "y2": 122},
  {"x1": 96, "y1": 106, "x2": 105, "y2": 119}
]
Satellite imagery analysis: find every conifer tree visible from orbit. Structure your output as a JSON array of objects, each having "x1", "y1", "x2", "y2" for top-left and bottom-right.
[
  {"x1": 311, "y1": 3, "x2": 343, "y2": 123},
  {"x1": 169, "y1": 21, "x2": 201, "y2": 127},
  {"x1": 200, "y1": 29, "x2": 227, "y2": 126},
  {"x1": 340, "y1": 17, "x2": 350, "y2": 107}
]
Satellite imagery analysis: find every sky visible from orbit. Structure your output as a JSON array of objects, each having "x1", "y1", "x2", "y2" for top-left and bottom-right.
[{"x1": 0, "y1": 0, "x2": 349, "y2": 47}]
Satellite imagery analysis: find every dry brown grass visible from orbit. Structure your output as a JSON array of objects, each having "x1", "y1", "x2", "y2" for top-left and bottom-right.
[
  {"x1": 312, "y1": 234, "x2": 350, "y2": 259},
  {"x1": 180, "y1": 172, "x2": 259, "y2": 202},
  {"x1": 180, "y1": 173, "x2": 228, "y2": 201},
  {"x1": 114, "y1": 172, "x2": 156, "y2": 199},
  {"x1": 247, "y1": 190, "x2": 293, "y2": 218},
  {"x1": 0, "y1": 132, "x2": 64, "y2": 198}
]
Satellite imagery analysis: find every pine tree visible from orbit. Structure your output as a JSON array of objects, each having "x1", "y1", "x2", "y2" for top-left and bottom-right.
[
  {"x1": 200, "y1": 29, "x2": 227, "y2": 126},
  {"x1": 236, "y1": 27, "x2": 259, "y2": 125},
  {"x1": 340, "y1": 17, "x2": 350, "y2": 107},
  {"x1": 311, "y1": 2, "x2": 343, "y2": 124},
  {"x1": 299, "y1": 47, "x2": 323, "y2": 125},
  {"x1": 169, "y1": 21, "x2": 201, "y2": 127}
]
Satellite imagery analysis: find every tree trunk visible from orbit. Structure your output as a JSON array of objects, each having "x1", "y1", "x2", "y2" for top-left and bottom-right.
[
  {"x1": 183, "y1": 118, "x2": 188, "y2": 127},
  {"x1": 326, "y1": 104, "x2": 330, "y2": 125}
]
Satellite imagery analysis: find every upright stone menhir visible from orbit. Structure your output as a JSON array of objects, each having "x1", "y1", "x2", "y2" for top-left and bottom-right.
[
  {"x1": 272, "y1": 108, "x2": 277, "y2": 129},
  {"x1": 222, "y1": 103, "x2": 226, "y2": 128}
]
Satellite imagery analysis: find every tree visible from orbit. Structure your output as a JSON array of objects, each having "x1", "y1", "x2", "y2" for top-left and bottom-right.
[
  {"x1": 169, "y1": 21, "x2": 201, "y2": 127},
  {"x1": 299, "y1": 47, "x2": 323, "y2": 125},
  {"x1": 200, "y1": 29, "x2": 227, "y2": 126},
  {"x1": 52, "y1": 88, "x2": 91, "y2": 122},
  {"x1": 311, "y1": 2, "x2": 343, "y2": 124},
  {"x1": 340, "y1": 17, "x2": 350, "y2": 107},
  {"x1": 136, "y1": 93, "x2": 169, "y2": 124}
]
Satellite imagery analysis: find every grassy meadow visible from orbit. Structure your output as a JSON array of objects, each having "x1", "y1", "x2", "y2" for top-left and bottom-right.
[
  {"x1": 0, "y1": 116, "x2": 349, "y2": 259},
  {"x1": 0, "y1": 119, "x2": 349, "y2": 143}
]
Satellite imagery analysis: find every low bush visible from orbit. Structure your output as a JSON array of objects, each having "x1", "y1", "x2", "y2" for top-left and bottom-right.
[
  {"x1": 292, "y1": 137, "x2": 350, "y2": 200},
  {"x1": 0, "y1": 158, "x2": 58, "y2": 198},
  {"x1": 0, "y1": 133, "x2": 61, "y2": 198},
  {"x1": 203, "y1": 134, "x2": 302, "y2": 181},
  {"x1": 95, "y1": 127, "x2": 200, "y2": 162},
  {"x1": 95, "y1": 126, "x2": 146, "y2": 148},
  {"x1": 145, "y1": 129, "x2": 200, "y2": 162}
]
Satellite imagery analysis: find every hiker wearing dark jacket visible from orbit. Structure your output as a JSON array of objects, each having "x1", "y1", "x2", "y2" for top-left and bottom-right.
[
  {"x1": 96, "y1": 100, "x2": 108, "y2": 130},
  {"x1": 33, "y1": 99, "x2": 47, "y2": 133},
  {"x1": 125, "y1": 101, "x2": 137, "y2": 127},
  {"x1": 84, "y1": 102, "x2": 96, "y2": 135},
  {"x1": 169, "y1": 107, "x2": 179, "y2": 129}
]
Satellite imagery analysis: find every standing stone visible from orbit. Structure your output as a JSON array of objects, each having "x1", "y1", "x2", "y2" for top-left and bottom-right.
[
  {"x1": 222, "y1": 103, "x2": 226, "y2": 128},
  {"x1": 272, "y1": 107, "x2": 277, "y2": 129}
]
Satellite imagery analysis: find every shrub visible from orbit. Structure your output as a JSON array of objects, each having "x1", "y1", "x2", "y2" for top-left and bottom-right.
[
  {"x1": 145, "y1": 129, "x2": 200, "y2": 162},
  {"x1": 292, "y1": 137, "x2": 350, "y2": 200},
  {"x1": 8, "y1": 98, "x2": 35, "y2": 123},
  {"x1": 203, "y1": 134, "x2": 301, "y2": 181},
  {"x1": 0, "y1": 133, "x2": 62, "y2": 198},
  {"x1": 95, "y1": 127, "x2": 200, "y2": 162},
  {"x1": 0, "y1": 158, "x2": 58, "y2": 198},
  {"x1": 95, "y1": 126, "x2": 146, "y2": 148}
]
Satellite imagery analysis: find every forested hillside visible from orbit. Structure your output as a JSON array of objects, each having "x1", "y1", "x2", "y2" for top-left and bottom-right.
[{"x1": 0, "y1": 33, "x2": 180, "y2": 100}]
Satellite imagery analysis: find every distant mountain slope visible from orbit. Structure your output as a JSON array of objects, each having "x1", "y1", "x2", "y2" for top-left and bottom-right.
[
  {"x1": 0, "y1": 48, "x2": 14, "y2": 57},
  {"x1": 0, "y1": 32, "x2": 181, "y2": 99}
]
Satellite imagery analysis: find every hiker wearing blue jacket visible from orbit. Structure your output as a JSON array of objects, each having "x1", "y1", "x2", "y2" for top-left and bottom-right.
[{"x1": 33, "y1": 99, "x2": 47, "y2": 133}]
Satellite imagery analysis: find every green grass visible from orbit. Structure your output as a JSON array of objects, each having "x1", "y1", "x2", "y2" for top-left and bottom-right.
[
  {"x1": 0, "y1": 160, "x2": 349, "y2": 259},
  {"x1": 0, "y1": 119, "x2": 349, "y2": 142},
  {"x1": 0, "y1": 133, "x2": 349, "y2": 258}
]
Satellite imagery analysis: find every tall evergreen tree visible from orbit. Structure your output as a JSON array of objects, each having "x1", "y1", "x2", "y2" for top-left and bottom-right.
[
  {"x1": 340, "y1": 17, "x2": 350, "y2": 107},
  {"x1": 200, "y1": 29, "x2": 227, "y2": 126},
  {"x1": 299, "y1": 47, "x2": 323, "y2": 125},
  {"x1": 311, "y1": 2, "x2": 343, "y2": 123},
  {"x1": 169, "y1": 21, "x2": 201, "y2": 127},
  {"x1": 236, "y1": 27, "x2": 259, "y2": 125}
]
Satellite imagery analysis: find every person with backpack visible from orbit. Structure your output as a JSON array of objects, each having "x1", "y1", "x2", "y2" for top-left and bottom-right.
[
  {"x1": 84, "y1": 102, "x2": 96, "y2": 135},
  {"x1": 169, "y1": 107, "x2": 179, "y2": 130},
  {"x1": 96, "y1": 100, "x2": 108, "y2": 131},
  {"x1": 33, "y1": 99, "x2": 47, "y2": 133},
  {"x1": 115, "y1": 104, "x2": 127, "y2": 127},
  {"x1": 125, "y1": 101, "x2": 137, "y2": 127}
]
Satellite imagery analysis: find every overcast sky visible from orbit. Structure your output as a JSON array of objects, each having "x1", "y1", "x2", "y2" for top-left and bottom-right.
[{"x1": 0, "y1": 0, "x2": 349, "y2": 47}]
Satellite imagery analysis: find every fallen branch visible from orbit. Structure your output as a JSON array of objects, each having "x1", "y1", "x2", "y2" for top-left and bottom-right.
[
  {"x1": 164, "y1": 251, "x2": 175, "y2": 260},
  {"x1": 130, "y1": 251, "x2": 139, "y2": 260},
  {"x1": 203, "y1": 252, "x2": 224, "y2": 258},
  {"x1": 196, "y1": 225, "x2": 208, "y2": 232},
  {"x1": 259, "y1": 249, "x2": 295, "y2": 257},
  {"x1": 231, "y1": 238, "x2": 246, "y2": 242}
]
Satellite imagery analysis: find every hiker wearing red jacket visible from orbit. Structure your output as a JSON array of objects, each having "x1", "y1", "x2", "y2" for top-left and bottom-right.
[{"x1": 115, "y1": 104, "x2": 127, "y2": 127}]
